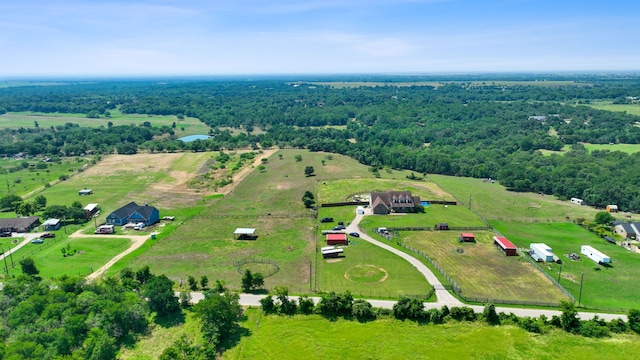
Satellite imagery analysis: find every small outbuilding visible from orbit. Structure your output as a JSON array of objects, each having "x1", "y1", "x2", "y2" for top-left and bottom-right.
[
  {"x1": 84, "y1": 203, "x2": 99, "y2": 219},
  {"x1": 234, "y1": 228, "x2": 257, "y2": 240},
  {"x1": 326, "y1": 233, "x2": 348, "y2": 246},
  {"x1": 321, "y1": 246, "x2": 344, "y2": 258},
  {"x1": 529, "y1": 243, "x2": 554, "y2": 262},
  {"x1": 42, "y1": 218, "x2": 61, "y2": 231},
  {"x1": 606, "y1": 205, "x2": 619, "y2": 213},
  {"x1": 581, "y1": 245, "x2": 611, "y2": 264},
  {"x1": 78, "y1": 189, "x2": 93, "y2": 196},
  {"x1": 570, "y1": 197, "x2": 584, "y2": 205},
  {"x1": 435, "y1": 223, "x2": 449, "y2": 230},
  {"x1": 494, "y1": 236, "x2": 517, "y2": 256},
  {"x1": 459, "y1": 232, "x2": 475, "y2": 242}
]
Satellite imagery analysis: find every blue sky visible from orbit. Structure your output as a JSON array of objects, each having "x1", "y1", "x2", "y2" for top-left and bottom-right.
[{"x1": 1, "y1": 0, "x2": 639, "y2": 76}]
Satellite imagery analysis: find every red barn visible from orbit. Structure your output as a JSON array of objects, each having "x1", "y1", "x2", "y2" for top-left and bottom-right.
[
  {"x1": 493, "y1": 236, "x2": 517, "y2": 256},
  {"x1": 326, "y1": 233, "x2": 348, "y2": 245},
  {"x1": 459, "y1": 232, "x2": 475, "y2": 242}
]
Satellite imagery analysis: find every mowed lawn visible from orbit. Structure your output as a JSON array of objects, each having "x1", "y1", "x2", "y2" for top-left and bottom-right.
[
  {"x1": 359, "y1": 206, "x2": 487, "y2": 229},
  {"x1": 316, "y1": 237, "x2": 431, "y2": 298},
  {"x1": 318, "y1": 178, "x2": 455, "y2": 204},
  {"x1": 401, "y1": 231, "x2": 568, "y2": 303},
  {"x1": 493, "y1": 221, "x2": 640, "y2": 310},
  {"x1": 429, "y1": 174, "x2": 624, "y2": 222},
  {"x1": 8, "y1": 236, "x2": 131, "y2": 278},
  {"x1": 222, "y1": 308, "x2": 640, "y2": 360}
]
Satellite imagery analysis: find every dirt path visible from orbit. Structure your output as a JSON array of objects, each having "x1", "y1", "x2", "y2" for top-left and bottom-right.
[
  {"x1": 69, "y1": 229, "x2": 150, "y2": 282},
  {"x1": 218, "y1": 149, "x2": 275, "y2": 195}
]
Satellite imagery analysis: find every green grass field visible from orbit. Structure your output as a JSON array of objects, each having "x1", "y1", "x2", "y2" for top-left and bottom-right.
[
  {"x1": 8, "y1": 235, "x2": 131, "y2": 278},
  {"x1": 128, "y1": 150, "x2": 434, "y2": 295},
  {"x1": 0, "y1": 109, "x2": 210, "y2": 136},
  {"x1": 221, "y1": 308, "x2": 640, "y2": 360},
  {"x1": 589, "y1": 103, "x2": 640, "y2": 117},
  {"x1": 493, "y1": 221, "x2": 640, "y2": 310},
  {"x1": 540, "y1": 143, "x2": 640, "y2": 156},
  {"x1": 0, "y1": 156, "x2": 93, "y2": 200},
  {"x1": 317, "y1": 178, "x2": 454, "y2": 204},
  {"x1": 400, "y1": 230, "x2": 568, "y2": 303},
  {"x1": 316, "y1": 235, "x2": 432, "y2": 298},
  {"x1": 358, "y1": 206, "x2": 487, "y2": 229},
  {"x1": 429, "y1": 174, "x2": 629, "y2": 222}
]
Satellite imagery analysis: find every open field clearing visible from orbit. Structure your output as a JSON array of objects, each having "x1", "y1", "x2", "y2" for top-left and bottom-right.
[
  {"x1": 131, "y1": 150, "x2": 431, "y2": 292},
  {"x1": 221, "y1": 308, "x2": 640, "y2": 360},
  {"x1": 318, "y1": 178, "x2": 454, "y2": 204},
  {"x1": 0, "y1": 156, "x2": 93, "y2": 200},
  {"x1": 589, "y1": 103, "x2": 640, "y2": 117},
  {"x1": 428, "y1": 174, "x2": 633, "y2": 222},
  {"x1": 401, "y1": 231, "x2": 568, "y2": 303},
  {"x1": 540, "y1": 143, "x2": 640, "y2": 156},
  {"x1": 7, "y1": 235, "x2": 131, "y2": 277},
  {"x1": 0, "y1": 110, "x2": 210, "y2": 136},
  {"x1": 493, "y1": 221, "x2": 640, "y2": 310}
]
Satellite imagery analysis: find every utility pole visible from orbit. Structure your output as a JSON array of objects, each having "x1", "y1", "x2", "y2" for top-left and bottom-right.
[
  {"x1": 8, "y1": 243, "x2": 15, "y2": 268},
  {"x1": 2, "y1": 248, "x2": 8, "y2": 275},
  {"x1": 468, "y1": 195, "x2": 472, "y2": 211},
  {"x1": 578, "y1": 272, "x2": 584, "y2": 305},
  {"x1": 557, "y1": 260, "x2": 563, "y2": 283}
]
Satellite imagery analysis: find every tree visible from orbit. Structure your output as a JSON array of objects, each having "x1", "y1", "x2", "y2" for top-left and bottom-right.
[
  {"x1": 82, "y1": 328, "x2": 116, "y2": 360},
  {"x1": 19, "y1": 257, "x2": 39, "y2": 276},
  {"x1": 302, "y1": 190, "x2": 315, "y2": 209},
  {"x1": 594, "y1": 211, "x2": 614, "y2": 225},
  {"x1": 278, "y1": 154, "x2": 283, "y2": 160},
  {"x1": 241, "y1": 269, "x2": 253, "y2": 292},
  {"x1": 304, "y1": 166, "x2": 315, "y2": 177},
  {"x1": 188, "y1": 276, "x2": 198, "y2": 291},
  {"x1": 482, "y1": 303, "x2": 500, "y2": 326},
  {"x1": 294, "y1": 154, "x2": 302, "y2": 162},
  {"x1": 560, "y1": 300, "x2": 581, "y2": 334},
  {"x1": 352, "y1": 299, "x2": 375, "y2": 322},
  {"x1": 200, "y1": 275, "x2": 209, "y2": 290},
  {"x1": 143, "y1": 275, "x2": 180, "y2": 316},
  {"x1": 628, "y1": 309, "x2": 640, "y2": 333},
  {"x1": 33, "y1": 195, "x2": 47, "y2": 210},
  {"x1": 136, "y1": 265, "x2": 153, "y2": 285},
  {"x1": 194, "y1": 292, "x2": 243, "y2": 349}
]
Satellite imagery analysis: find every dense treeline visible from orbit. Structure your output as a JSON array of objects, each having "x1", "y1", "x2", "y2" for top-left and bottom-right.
[{"x1": 2, "y1": 76, "x2": 640, "y2": 210}]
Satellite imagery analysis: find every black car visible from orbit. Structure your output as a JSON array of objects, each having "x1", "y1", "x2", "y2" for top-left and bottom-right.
[
  {"x1": 349, "y1": 232, "x2": 360, "y2": 237},
  {"x1": 0, "y1": 232, "x2": 12, "y2": 237},
  {"x1": 320, "y1": 217, "x2": 334, "y2": 223},
  {"x1": 333, "y1": 225, "x2": 346, "y2": 230},
  {"x1": 41, "y1": 232, "x2": 56, "y2": 238}
]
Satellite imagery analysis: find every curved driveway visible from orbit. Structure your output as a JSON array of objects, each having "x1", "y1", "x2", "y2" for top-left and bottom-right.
[{"x1": 347, "y1": 211, "x2": 463, "y2": 306}]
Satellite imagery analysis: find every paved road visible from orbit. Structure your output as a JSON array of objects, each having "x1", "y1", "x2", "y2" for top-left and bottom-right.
[
  {"x1": 346, "y1": 211, "x2": 463, "y2": 306},
  {"x1": 179, "y1": 292, "x2": 627, "y2": 321}
]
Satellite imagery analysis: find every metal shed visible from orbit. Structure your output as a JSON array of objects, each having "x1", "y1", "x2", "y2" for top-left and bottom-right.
[{"x1": 234, "y1": 228, "x2": 257, "y2": 240}]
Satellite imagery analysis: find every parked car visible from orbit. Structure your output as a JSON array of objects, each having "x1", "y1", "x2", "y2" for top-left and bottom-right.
[
  {"x1": 333, "y1": 225, "x2": 346, "y2": 230},
  {"x1": 31, "y1": 238, "x2": 44, "y2": 244},
  {"x1": 338, "y1": 221, "x2": 345, "y2": 226},
  {"x1": 349, "y1": 232, "x2": 360, "y2": 237},
  {"x1": 0, "y1": 231, "x2": 12, "y2": 237},
  {"x1": 320, "y1": 217, "x2": 334, "y2": 223},
  {"x1": 41, "y1": 232, "x2": 56, "y2": 238}
]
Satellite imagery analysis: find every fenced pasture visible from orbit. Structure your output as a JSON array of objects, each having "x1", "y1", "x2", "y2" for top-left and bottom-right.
[
  {"x1": 318, "y1": 178, "x2": 454, "y2": 204},
  {"x1": 7, "y1": 236, "x2": 131, "y2": 277},
  {"x1": 222, "y1": 308, "x2": 640, "y2": 360},
  {"x1": 493, "y1": 221, "x2": 640, "y2": 310},
  {"x1": 316, "y1": 233, "x2": 432, "y2": 299},
  {"x1": 358, "y1": 206, "x2": 487, "y2": 230},
  {"x1": 399, "y1": 230, "x2": 568, "y2": 303},
  {"x1": 0, "y1": 156, "x2": 93, "y2": 200},
  {"x1": 0, "y1": 110, "x2": 210, "y2": 136},
  {"x1": 429, "y1": 174, "x2": 621, "y2": 222}
]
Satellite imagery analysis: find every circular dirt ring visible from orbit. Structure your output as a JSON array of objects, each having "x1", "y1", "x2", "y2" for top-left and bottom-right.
[
  {"x1": 344, "y1": 265, "x2": 389, "y2": 283},
  {"x1": 236, "y1": 262, "x2": 279, "y2": 278}
]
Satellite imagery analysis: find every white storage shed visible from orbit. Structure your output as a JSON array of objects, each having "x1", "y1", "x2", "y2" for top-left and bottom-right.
[
  {"x1": 581, "y1": 245, "x2": 611, "y2": 264},
  {"x1": 530, "y1": 243, "x2": 554, "y2": 262}
]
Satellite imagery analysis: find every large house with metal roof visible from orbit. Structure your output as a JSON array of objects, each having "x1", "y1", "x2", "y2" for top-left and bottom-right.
[
  {"x1": 106, "y1": 202, "x2": 159, "y2": 226},
  {"x1": 0, "y1": 216, "x2": 41, "y2": 233}
]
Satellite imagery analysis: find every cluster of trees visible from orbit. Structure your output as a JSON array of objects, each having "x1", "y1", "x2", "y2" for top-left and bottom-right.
[
  {"x1": 3, "y1": 76, "x2": 640, "y2": 208},
  {"x1": 259, "y1": 290, "x2": 640, "y2": 340},
  {"x1": 302, "y1": 190, "x2": 315, "y2": 209}
]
